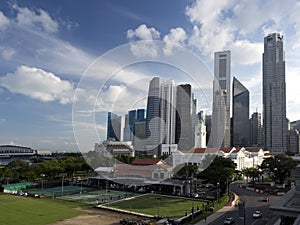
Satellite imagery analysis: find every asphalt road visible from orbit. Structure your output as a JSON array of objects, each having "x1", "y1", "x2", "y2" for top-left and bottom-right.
[{"x1": 210, "y1": 183, "x2": 280, "y2": 225}]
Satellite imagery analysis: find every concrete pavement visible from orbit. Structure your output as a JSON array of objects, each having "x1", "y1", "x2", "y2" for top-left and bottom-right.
[{"x1": 195, "y1": 193, "x2": 238, "y2": 225}]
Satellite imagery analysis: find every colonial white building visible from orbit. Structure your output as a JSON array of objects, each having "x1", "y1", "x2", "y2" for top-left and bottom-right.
[
  {"x1": 94, "y1": 141, "x2": 135, "y2": 157},
  {"x1": 172, "y1": 147, "x2": 270, "y2": 171}
]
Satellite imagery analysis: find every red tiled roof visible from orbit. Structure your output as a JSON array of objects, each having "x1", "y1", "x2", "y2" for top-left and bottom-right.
[
  {"x1": 245, "y1": 149, "x2": 261, "y2": 152},
  {"x1": 107, "y1": 144, "x2": 132, "y2": 150},
  {"x1": 130, "y1": 158, "x2": 161, "y2": 166},
  {"x1": 219, "y1": 147, "x2": 235, "y2": 153}
]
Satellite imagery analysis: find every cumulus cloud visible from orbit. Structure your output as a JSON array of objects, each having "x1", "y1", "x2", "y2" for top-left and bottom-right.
[
  {"x1": 186, "y1": 0, "x2": 236, "y2": 55},
  {"x1": 0, "y1": 65, "x2": 76, "y2": 104},
  {"x1": 184, "y1": 0, "x2": 300, "y2": 64},
  {"x1": 163, "y1": 27, "x2": 187, "y2": 55},
  {"x1": 12, "y1": 4, "x2": 58, "y2": 33},
  {"x1": 127, "y1": 24, "x2": 160, "y2": 41},
  {"x1": 1, "y1": 47, "x2": 15, "y2": 60},
  {"x1": 229, "y1": 40, "x2": 263, "y2": 65},
  {"x1": 127, "y1": 24, "x2": 160, "y2": 57},
  {"x1": 0, "y1": 11, "x2": 9, "y2": 30}
]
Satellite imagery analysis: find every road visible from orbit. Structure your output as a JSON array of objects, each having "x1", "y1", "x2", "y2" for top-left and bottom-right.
[{"x1": 211, "y1": 183, "x2": 280, "y2": 225}]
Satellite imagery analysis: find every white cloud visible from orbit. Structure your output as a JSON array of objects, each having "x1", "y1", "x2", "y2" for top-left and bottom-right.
[
  {"x1": 186, "y1": 0, "x2": 236, "y2": 55},
  {"x1": 286, "y1": 66, "x2": 300, "y2": 121},
  {"x1": 229, "y1": 40, "x2": 263, "y2": 65},
  {"x1": 163, "y1": 27, "x2": 187, "y2": 55},
  {"x1": 1, "y1": 47, "x2": 15, "y2": 60},
  {"x1": 127, "y1": 24, "x2": 160, "y2": 57},
  {"x1": 12, "y1": 4, "x2": 58, "y2": 33},
  {"x1": 127, "y1": 24, "x2": 160, "y2": 41},
  {"x1": 0, "y1": 65, "x2": 76, "y2": 104},
  {"x1": 0, "y1": 5, "x2": 95, "y2": 77},
  {"x1": 0, "y1": 11, "x2": 9, "y2": 30}
]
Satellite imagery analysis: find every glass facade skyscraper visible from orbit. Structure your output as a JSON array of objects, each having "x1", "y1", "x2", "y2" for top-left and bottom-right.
[
  {"x1": 145, "y1": 77, "x2": 161, "y2": 156},
  {"x1": 232, "y1": 77, "x2": 250, "y2": 146},
  {"x1": 210, "y1": 51, "x2": 231, "y2": 147},
  {"x1": 107, "y1": 112, "x2": 121, "y2": 141},
  {"x1": 263, "y1": 33, "x2": 287, "y2": 153}
]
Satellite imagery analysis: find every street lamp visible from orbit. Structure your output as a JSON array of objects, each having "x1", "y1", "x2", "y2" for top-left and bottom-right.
[
  {"x1": 157, "y1": 197, "x2": 161, "y2": 217},
  {"x1": 217, "y1": 182, "x2": 220, "y2": 203},
  {"x1": 40, "y1": 174, "x2": 45, "y2": 189},
  {"x1": 61, "y1": 176, "x2": 64, "y2": 197}
]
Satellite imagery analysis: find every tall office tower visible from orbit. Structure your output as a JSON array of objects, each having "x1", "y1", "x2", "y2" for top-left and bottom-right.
[
  {"x1": 134, "y1": 120, "x2": 146, "y2": 156},
  {"x1": 286, "y1": 129, "x2": 300, "y2": 154},
  {"x1": 160, "y1": 81, "x2": 176, "y2": 144},
  {"x1": 123, "y1": 114, "x2": 131, "y2": 141},
  {"x1": 263, "y1": 33, "x2": 288, "y2": 153},
  {"x1": 128, "y1": 110, "x2": 137, "y2": 141},
  {"x1": 210, "y1": 51, "x2": 231, "y2": 147},
  {"x1": 130, "y1": 109, "x2": 146, "y2": 156},
  {"x1": 232, "y1": 77, "x2": 250, "y2": 147},
  {"x1": 137, "y1": 109, "x2": 146, "y2": 121},
  {"x1": 195, "y1": 111, "x2": 207, "y2": 148},
  {"x1": 107, "y1": 112, "x2": 121, "y2": 141},
  {"x1": 175, "y1": 84, "x2": 193, "y2": 150},
  {"x1": 191, "y1": 94, "x2": 197, "y2": 146},
  {"x1": 205, "y1": 115, "x2": 212, "y2": 145},
  {"x1": 250, "y1": 112, "x2": 263, "y2": 147},
  {"x1": 145, "y1": 77, "x2": 161, "y2": 156}
]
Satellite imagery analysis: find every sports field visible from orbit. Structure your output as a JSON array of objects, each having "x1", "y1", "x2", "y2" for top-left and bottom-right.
[
  {"x1": 59, "y1": 189, "x2": 138, "y2": 204},
  {"x1": 0, "y1": 194, "x2": 86, "y2": 225},
  {"x1": 108, "y1": 194, "x2": 207, "y2": 219}
]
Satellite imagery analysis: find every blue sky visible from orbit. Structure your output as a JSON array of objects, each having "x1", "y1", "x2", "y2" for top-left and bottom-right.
[{"x1": 1, "y1": 0, "x2": 300, "y2": 152}]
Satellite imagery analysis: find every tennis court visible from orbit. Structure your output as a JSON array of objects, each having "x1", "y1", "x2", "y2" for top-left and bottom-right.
[
  {"x1": 27, "y1": 185, "x2": 138, "y2": 204},
  {"x1": 27, "y1": 185, "x2": 95, "y2": 197},
  {"x1": 59, "y1": 189, "x2": 138, "y2": 204}
]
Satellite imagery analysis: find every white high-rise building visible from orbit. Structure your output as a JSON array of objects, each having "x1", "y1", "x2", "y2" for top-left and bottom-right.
[
  {"x1": 263, "y1": 33, "x2": 287, "y2": 153},
  {"x1": 160, "y1": 80, "x2": 177, "y2": 155},
  {"x1": 210, "y1": 51, "x2": 231, "y2": 147},
  {"x1": 195, "y1": 111, "x2": 207, "y2": 148}
]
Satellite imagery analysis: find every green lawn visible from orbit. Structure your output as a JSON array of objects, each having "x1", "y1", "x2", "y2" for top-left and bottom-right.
[
  {"x1": 109, "y1": 194, "x2": 207, "y2": 219},
  {"x1": 0, "y1": 194, "x2": 87, "y2": 225}
]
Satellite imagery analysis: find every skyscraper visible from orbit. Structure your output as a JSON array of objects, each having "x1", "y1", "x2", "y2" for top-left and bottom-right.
[
  {"x1": 232, "y1": 77, "x2": 250, "y2": 146},
  {"x1": 250, "y1": 112, "x2": 263, "y2": 147},
  {"x1": 210, "y1": 51, "x2": 231, "y2": 147},
  {"x1": 107, "y1": 112, "x2": 121, "y2": 141},
  {"x1": 175, "y1": 84, "x2": 193, "y2": 150},
  {"x1": 160, "y1": 80, "x2": 177, "y2": 154},
  {"x1": 195, "y1": 111, "x2": 207, "y2": 148},
  {"x1": 263, "y1": 33, "x2": 287, "y2": 153},
  {"x1": 145, "y1": 77, "x2": 161, "y2": 156},
  {"x1": 137, "y1": 109, "x2": 146, "y2": 121}
]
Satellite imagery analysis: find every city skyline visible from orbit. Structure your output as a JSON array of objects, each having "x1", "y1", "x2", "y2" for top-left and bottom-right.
[{"x1": 1, "y1": 1, "x2": 300, "y2": 151}]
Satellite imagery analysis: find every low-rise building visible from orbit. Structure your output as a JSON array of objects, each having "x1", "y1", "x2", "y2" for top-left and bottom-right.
[
  {"x1": 94, "y1": 141, "x2": 135, "y2": 158},
  {"x1": 172, "y1": 147, "x2": 270, "y2": 171}
]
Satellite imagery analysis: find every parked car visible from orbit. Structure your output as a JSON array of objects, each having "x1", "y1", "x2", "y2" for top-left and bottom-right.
[
  {"x1": 224, "y1": 217, "x2": 234, "y2": 224},
  {"x1": 263, "y1": 196, "x2": 270, "y2": 202},
  {"x1": 252, "y1": 210, "x2": 262, "y2": 218}
]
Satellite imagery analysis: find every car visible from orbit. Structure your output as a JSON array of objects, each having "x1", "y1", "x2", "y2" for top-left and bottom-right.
[
  {"x1": 252, "y1": 210, "x2": 262, "y2": 218},
  {"x1": 263, "y1": 196, "x2": 270, "y2": 202},
  {"x1": 224, "y1": 217, "x2": 234, "y2": 224}
]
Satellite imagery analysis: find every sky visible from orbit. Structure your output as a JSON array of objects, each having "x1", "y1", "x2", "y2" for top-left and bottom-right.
[{"x1": 1, "y1": 0, "x2": 300, "y2": 152}]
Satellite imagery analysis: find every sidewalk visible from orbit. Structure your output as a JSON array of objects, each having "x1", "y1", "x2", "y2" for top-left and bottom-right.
[{"x1": 194, "y1": 193, "x2": 238, "y2": 225}]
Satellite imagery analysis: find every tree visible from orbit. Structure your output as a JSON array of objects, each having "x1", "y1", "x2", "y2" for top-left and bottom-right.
[
  {"x1": 242, "y1": 167, "x2": 262, "y2": 184},
  {"x1": 259, "y1": 154, "x2": 298, "y2": 184},
  {"x1": 198, "y1": 156, "x2": 236, "y2": 193},
  {"x1": 176, "y1": 164, "x2": 198, "y2": 178}
]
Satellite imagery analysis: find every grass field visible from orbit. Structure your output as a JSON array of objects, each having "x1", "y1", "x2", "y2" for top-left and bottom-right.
[
  {"x1": 0, "y1": 194, "x2": 87, "y2": 225},
  {"x1": 108, "y1": 194, "x2": 207, "y2": 219}
]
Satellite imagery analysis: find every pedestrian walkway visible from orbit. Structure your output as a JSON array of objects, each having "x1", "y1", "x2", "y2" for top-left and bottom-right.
[{"x1": 195, "y1": 193, "x2": 238, "y2": 225}]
